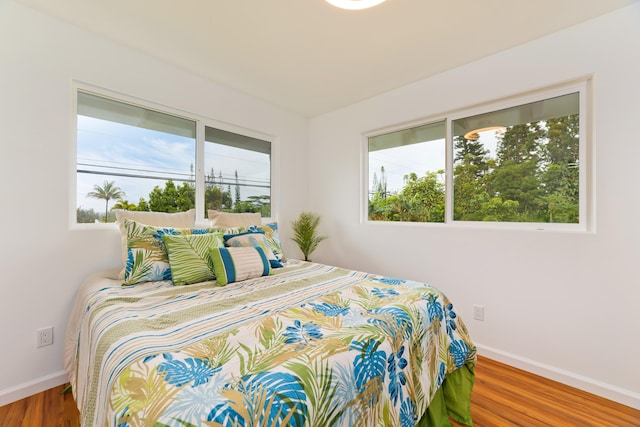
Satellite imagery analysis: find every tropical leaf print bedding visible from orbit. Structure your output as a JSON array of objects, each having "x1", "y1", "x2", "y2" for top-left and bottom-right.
[{"x1": 65, "y1": 260, "x2": 475, "y2": 427}]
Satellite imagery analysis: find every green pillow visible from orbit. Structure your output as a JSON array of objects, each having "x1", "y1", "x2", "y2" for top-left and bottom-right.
[
  {"x1": 210, "y1": 246, "x2": 272, "y2": 286},
  {"x1": 162, "y1": 232, "x2": 224, "y2": 286}
]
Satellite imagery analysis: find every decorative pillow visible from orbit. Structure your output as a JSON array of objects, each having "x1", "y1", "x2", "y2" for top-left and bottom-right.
[
  {"x1": 208, "y1": 210, "x2": 262, "y2": 228},
  {"x1": 122, "y1": 218, "x2": 216, "y2": 286},
  {"x1": 246, "y1": 222, "x2": 286, "y2": 261},
  {"x1": 224, "y1": 231, "x2": 283, "y2": 268},
  {"x1": 115, "y1": 209, "x2": 196, "y2": 277},
  {"x1": 162, "y1": 232, "x2": 224, "y2": 286},
  {"x1": 209, "y1": 246, "x2": 272, "y2": 286}
]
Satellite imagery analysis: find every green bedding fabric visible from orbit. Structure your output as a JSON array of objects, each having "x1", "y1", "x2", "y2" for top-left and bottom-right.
[{"x1": 418, "y1": 362, "x2": 475, "y2": 426}]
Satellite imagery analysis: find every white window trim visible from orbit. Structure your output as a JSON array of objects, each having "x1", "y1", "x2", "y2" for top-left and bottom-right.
[
  {"x1": 70, "y1": 81, "x2": 278, "y2": 229},
  {"x1": 362, "y1": 77, "x2": 594, "y2": 233}
]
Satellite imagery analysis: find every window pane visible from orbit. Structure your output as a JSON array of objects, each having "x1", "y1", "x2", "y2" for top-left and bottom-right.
[
  {"x1": 368, "y1": 121, "x2": 446, "y2": 222},
  {"x1": 204, "y1": 126, "x2": 271, "y2": 218},
  {"x1": 452, "y1": 92, "x2": 579, "y2": 223},
  {"x1": 76, "y1": 92, "x2": 196, "y2": 223}
]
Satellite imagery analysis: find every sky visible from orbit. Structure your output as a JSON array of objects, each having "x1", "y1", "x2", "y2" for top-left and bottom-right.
[
  {"x1": 76, "y1": 116, "x2": 270, "y2": 214},
  {"x1": 368, "y1": 129, "x2": 499, "y2": 195},
  {"x1": 368, "y1": 138, "x2": 446, "y2": 193},
  {"x1": 77, "y1": 115, "x2": 499, "y2": 214}
]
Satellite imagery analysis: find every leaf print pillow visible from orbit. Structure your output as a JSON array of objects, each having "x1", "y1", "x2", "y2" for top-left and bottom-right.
[
  {"x1": 163, "y1": 232, "x2": 224, "y2": 286},
  {"x1": 122, "y1": 218, "x2": 218, "y2": 286}
]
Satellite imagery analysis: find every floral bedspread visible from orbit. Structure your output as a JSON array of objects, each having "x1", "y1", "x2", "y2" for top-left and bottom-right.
[{"x1": 65, "y1": 261, "x2": 475, "y2": 426}]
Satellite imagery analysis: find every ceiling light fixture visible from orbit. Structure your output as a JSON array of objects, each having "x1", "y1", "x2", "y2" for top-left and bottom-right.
[
  {"x1": 326, "y1": 0, "x2": 387, "y2": 10},
  {"x1": 463, "y1": 126, "x2": 507, "y2": 141}
]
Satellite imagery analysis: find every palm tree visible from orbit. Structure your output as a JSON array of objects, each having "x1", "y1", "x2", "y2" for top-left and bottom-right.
[{"x1": 87, "y1": 180, "x2": 125, "y2": 222}]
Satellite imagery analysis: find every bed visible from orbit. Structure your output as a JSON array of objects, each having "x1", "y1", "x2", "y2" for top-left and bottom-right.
[{"x1": 64, "y1": 214, "x2": 475, "y2": 427}]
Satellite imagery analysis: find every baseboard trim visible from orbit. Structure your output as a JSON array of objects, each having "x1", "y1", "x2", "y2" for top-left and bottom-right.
[
  {"x1": 0, "y1": 371, "x2": 67, "y2": 407},
  {"x1": 476, "y1": 344, "x2": 640, "y2": 410}
]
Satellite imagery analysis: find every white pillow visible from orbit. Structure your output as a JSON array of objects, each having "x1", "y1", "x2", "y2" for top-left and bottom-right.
[{"x1": 207, "y1": 210, "x2": 262, "y2": 228}]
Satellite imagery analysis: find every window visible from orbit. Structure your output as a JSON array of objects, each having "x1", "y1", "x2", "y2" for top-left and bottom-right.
[
  {"x1": 75, "y1": 89, "x2": 272, "y2": 224},
  {"x1": 368, "y1": 121, "x2": 446, "y2": 222},
  {"x1": 452, "y1": 92, "x2": 580, "y2": 224},
  {"x1": 204, "y1": 126, "x2": 271, "y2": 218},
  {"x1": 366, "y1": 80, "x2": 588, "y2": 229}
]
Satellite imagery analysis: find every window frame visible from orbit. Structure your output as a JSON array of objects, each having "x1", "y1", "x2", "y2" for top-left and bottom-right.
[
  {"x1": 363, "y1": 78, "x2": 593, "y2": 232},
  {"x1": 71, "y1": 82, "x2": 277, "y2": 229}
]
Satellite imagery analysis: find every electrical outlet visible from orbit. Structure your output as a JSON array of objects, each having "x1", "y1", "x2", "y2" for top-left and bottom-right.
[
  {"x1": 37, "y1": 326, "x2": 54, "y2": 347},
  {"x1": 473, "y1": 305, "x2": 485, "y2": 321}
]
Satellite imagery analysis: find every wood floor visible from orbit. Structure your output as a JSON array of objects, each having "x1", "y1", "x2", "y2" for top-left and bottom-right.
[{"x1": 0, "y1": 356, "x2": 637, "y2": 426}]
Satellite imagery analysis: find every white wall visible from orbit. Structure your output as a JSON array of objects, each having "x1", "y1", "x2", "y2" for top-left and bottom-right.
[
  {"x1": 2, "y1": 0, "x2": 639, "y2": 412},
  {"x1": 308, "y1": 4, "x2": 640, "y2": 409},
  {"x1": 0, "y1": 1, "x2": 308, "y2": 405}
]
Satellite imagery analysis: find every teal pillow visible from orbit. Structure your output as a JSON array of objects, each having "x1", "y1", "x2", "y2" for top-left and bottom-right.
[
  {"x1": 162, "y1": 232, "x2": 224, "y2": 286},
  {"x1": 209, "y1": 246, "x2": 272, "y2": 286},
  {"x1": 122, "y1": 218, "x2": 217, "y2": 286}
]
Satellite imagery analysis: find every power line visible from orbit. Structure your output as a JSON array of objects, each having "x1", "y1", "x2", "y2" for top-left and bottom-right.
[
  {"x1": 78, "y1": 162, "x2": 192, "y2": 178},
  {"x1": 79, "y1": 162, "x2": 269, "y2": 186},
  {"x1": 77, "y1": 170, "x2": 270, "y2": 189}
]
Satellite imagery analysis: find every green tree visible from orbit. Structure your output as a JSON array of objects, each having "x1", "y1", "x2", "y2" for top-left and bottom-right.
[
  {"x1": 176, "y1": 182, "x2": 195, "y2": 211},
  {"x1": 87, "y1": 180, "x2": 125, "y2": 222},
  {"x1": 137, "y1": 197, "x2": 150, "y2": 212},
  {"x1": 537, "y1": 115, "x2": 579, "y2": 223},
  {"x1": 76, "y1": 207, "x2": 100, "y2": 223},
  {"x1": 397, "y1": 171, "x2": 445, "y2": 222},
  {"x1": 454, "y1": 135, "x2": 489, "y2": 177},
  {"x1": 248, "y1": 195, "x2": 270, "y2": 217},
  {"x1": 453, "y1": 135, "x2": 493, "y2": 220},
  {"x1": 496, "y1": 122, "x2": 543, "y2": 164},
  {"x1": 234, "y1": 170, "x2": 241, "y2": 207},
  {"x1": 490, "y1": 159, "x2": 541, "y2": 218},
  {"x1": 371, "y1": 166, "x2": 388, "y2": 199},
  {"x1": 233, "y1": 200, "x2": 259, "y2": 213},
  {"x1": 205, "y1": 186, "x2": 224, "y2": 212},
  {"x1": 112, "y1": 199, "x2": 137, "y2": 211},
  {"x1": 205, "y1": 185, "x2": 233, "y2": 215},
  {"x1": 479, "y1": 197, "x2": 521, "y2": 222},
  {"x1": 491, "y1": 123, "x2": 544, "y2": 219},
  {"x1": 148, "y1": 180, "x2": 194, "y2": 213},
  {"x1": 453, "y1": 159, "x2": 491, "y2": 221},
  {"x1": 371, "y1": 116, "x2": 579, "y2": 224},
  {"x1": 369, "y1": 171, "x2": 445, "y2": 223}
]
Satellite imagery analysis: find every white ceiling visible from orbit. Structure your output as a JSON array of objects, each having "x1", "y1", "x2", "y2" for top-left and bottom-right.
[{"x1": 17, "y1": 0, "x2": 638, "y2": 117}]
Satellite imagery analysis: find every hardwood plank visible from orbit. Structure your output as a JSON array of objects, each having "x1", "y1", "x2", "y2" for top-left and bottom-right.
[
  {"x1": 0, "y1": 397, "x2": 28, "y2": 427},
  {"x1": 0, "y1": 357, "x2": 637, "y2": 426},
  {"x1": 451, "y1": 356, "x2": 640, "y2": 427}
]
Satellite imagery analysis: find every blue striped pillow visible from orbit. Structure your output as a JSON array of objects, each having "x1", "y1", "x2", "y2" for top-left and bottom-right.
[{"x1": 210, "y1": 246, "x2": 272, "y2": 286}]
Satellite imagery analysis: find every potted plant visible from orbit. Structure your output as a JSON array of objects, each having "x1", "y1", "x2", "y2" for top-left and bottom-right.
[{"x1": 291, "y1": 211, "x2": 327, "y2": 261}]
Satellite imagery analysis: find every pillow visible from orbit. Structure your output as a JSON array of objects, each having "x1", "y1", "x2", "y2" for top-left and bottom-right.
[
  {"x1": 208, "y1": 210, "x2": 262, "y2": 228},
  {"x1": 122, "y1": 218, "x2": 216, "y2": 286},
  {"x1": 210, "y1": 246, "x2": 272, "y2": 286},
  {"x1": 115, "y1": 209, "x2": 196, "y2": 277},
  {"x1": 246, "y1": 222, "x2": 286, "y2": 261},
  {"x1": 224, "y1": 231, "x2": 283, "y2": 268},
  {"x1": 162, "y1": 232, "x2": 224, "y2": 286}
]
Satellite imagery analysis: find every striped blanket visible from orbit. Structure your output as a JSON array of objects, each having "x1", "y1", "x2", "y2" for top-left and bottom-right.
[{"x1": 64, "y1": 260, "x2": 475, "y2": 426}]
